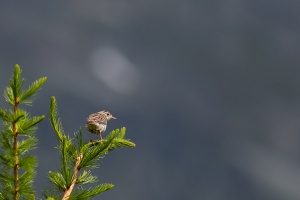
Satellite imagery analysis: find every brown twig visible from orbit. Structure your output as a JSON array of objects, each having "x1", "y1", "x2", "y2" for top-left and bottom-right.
[
  {"x1": 13, "y1": 102, "x2": 19, "y2": 200},
  {"x1": 62, "y1": 153, "x2": 83, "y2": 200}
]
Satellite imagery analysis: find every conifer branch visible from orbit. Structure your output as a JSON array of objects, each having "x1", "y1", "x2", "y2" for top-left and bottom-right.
[
  {"x1": 0, "y1": 64, "x2": 46, "y2": 199},
  {"x1": 45, "y1": 97, "x2": 135, "y2": 199}
]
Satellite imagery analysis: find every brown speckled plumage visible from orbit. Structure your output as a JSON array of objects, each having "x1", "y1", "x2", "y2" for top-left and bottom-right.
[{"x1": 85, "y1": 110, "x2": 116, "y2": 141}]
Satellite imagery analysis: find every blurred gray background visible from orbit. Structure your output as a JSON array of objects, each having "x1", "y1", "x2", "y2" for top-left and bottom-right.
[{"x1": 1, "y1": 1, "x2": 300, "y2": 200}]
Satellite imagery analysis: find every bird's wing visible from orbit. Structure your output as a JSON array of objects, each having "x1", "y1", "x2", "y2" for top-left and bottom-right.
[{"x1": 86, "y1": 113, "x2": 107, "y2": 124}]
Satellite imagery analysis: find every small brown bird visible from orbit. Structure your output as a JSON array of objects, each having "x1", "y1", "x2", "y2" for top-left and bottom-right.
[{"x1": 85, "y1": 110, "x2": 116, "y2": 142}]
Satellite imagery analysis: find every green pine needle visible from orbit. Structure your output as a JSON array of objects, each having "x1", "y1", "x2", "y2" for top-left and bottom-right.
[
  {"x1": 19, "y1": 155, "x2": 38, "y2": 170},
  {"x1": 10, "y1": 64, "x2": 24, "y2": 102},
  {"x1": 117, "y1": 127, "x2": 126, "y2": 139},
  {"x1": 70, "y1": 183, "x2": 114, "y2": 200},
  {"x1": 19, "y1": 77, "x2": 47, "y2": 106},
  {"x1": 3, "y1": 86, "x2": 14, "y2": 106},
  {"x1": 18, "y1": 137, "x2": 38, "y2": 155},
  {"x1": 18, "y1": 115, "x2": 45, "y2": 135},
  {"x1": 60, "y1": 136, "x2": 73, "y2": 186},
  {"x1": 108, "y1": 139, "x2": 136, "y2": 151},
  {"x1": 0, "y1": 108, "x2": 13, "y2": 122},
  {"x1": 50, "y1": 96, "x2": 65, "y2": 141},
  {"x1": 0, "y1": 173, "x2": 14, "y2": 183},
  {"x1": 76, "y1": 170, "x2": 98, "y2": 185},
  {"x1": 48, "y1": 171, "x2": 67, "y2": 190}
]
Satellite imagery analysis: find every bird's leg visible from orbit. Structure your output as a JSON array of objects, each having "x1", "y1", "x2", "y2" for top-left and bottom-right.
[
  {"x1": 90, "y1": 133, "x2": 94, "y2": 145},
  {"x1": 100, "y1": 133, "x2": 103, "y2": 142}
]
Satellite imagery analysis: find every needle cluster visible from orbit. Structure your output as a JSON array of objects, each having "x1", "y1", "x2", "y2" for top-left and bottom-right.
[
  {"x1": 0, "y1": 65, "x2": 46, "y2": 199},
  {"x1": 43, "y1": 97, "x2": 135, "y2": 200}
]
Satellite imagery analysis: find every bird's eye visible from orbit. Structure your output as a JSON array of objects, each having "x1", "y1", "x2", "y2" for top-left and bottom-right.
[{"x1": 106, "y1": 113, "x2": 110, "y2": 116}]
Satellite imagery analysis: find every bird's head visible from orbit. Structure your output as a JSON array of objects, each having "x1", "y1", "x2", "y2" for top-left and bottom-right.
[{"x1": 100, "y1": 110, "x2": 116, "y2": 120}]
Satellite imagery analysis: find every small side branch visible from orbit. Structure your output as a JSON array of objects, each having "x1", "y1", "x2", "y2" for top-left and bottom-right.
[{"x1": 62, "y1": 153, "x2": 83, "y2": 200}]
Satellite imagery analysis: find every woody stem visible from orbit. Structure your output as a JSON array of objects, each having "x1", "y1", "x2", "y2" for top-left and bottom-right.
[
  {"x1": 13, "y1": 101, "x2": 19, "y2": 200},
  {"x1": 62, "y1": 153, "x2": 83, "y2": 200}
]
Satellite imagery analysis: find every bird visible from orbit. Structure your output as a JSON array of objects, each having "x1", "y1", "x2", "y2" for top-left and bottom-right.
[{"x1": 85, "y1": 110, "x2": 116, "y2": 142}]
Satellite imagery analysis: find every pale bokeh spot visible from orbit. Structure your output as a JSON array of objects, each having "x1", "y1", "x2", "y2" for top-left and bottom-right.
[{"x1": 90, "y1": 46, "x2": 141, "y2": 95}]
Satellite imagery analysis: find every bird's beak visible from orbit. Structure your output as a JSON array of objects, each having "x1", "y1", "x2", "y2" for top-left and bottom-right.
[{"x1": 111, "y1": 116, "x2": 117, "y2": 119}]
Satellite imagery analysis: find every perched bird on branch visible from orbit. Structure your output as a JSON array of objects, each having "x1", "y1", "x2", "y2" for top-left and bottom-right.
[{"x1": 86, "y1": 110, "x2": 116, "y2": 142}]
